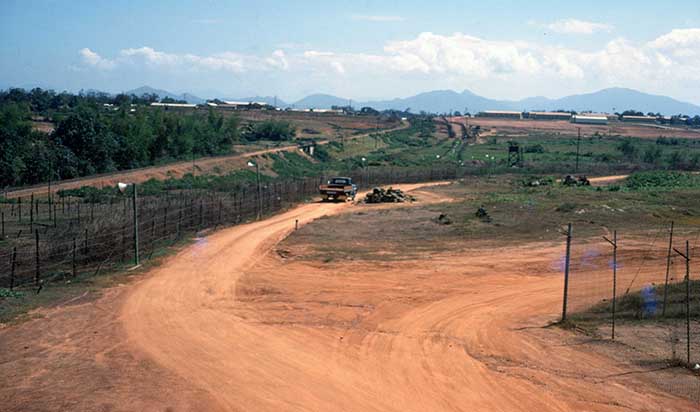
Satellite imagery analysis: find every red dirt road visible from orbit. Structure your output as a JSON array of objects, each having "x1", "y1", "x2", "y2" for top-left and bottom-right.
[{"x1": 120, "y1": 183, "x2": 694, "y2": 411}]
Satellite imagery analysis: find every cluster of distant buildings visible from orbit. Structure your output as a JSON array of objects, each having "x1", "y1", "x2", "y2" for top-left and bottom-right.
[
  {"x1": 475, "y1": 110, "x2": 684, "y2": 126},
  {"x1": 147, "y1": 100, "x2": 345, "y2": 114}
]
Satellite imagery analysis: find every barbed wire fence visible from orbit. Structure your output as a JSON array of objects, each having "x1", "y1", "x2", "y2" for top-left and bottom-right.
[
  {"x1": 560, "y1": 222, "x2": 700, "y2": 401},
  {"x1": 0, "y1": 165, "x2": 464, "y2": 291}
]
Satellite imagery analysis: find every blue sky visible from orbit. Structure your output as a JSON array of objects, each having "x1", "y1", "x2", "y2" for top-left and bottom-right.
[{"x1": 2, "y1": 0, "x2": 700, "y2": 103}]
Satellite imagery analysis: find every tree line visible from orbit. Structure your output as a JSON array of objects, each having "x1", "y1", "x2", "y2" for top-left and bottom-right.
[{"x1": 0, "y1": 88, "x2": 296, "y2": 188}]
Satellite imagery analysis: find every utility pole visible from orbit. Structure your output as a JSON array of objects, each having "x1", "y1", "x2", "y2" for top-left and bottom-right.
[
  {"x1": 603, "y1": 231, "x2": 618, "y2": 340},
  {"x1": 575, "y1": 127, "x2": 581, "y2": 173},
  {"x1": 562, "y1": 223, "x2": 572, "y2": 322}
]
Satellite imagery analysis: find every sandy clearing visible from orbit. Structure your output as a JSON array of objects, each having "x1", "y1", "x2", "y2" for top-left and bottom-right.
[
  {"x1": 120, "y1": 182, "x2": 694, "y2": 411},
  {"x1": 588, "y1": 175, "x2": 629, "y2": 186},
  {"x1": 446, "y1": 116, "x2": 700, "y2": 139}
]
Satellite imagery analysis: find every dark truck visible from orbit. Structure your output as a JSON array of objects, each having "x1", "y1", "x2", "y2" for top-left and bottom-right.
[{"x1": 318, "y1": 177, "x2": 357, "y2": 202}]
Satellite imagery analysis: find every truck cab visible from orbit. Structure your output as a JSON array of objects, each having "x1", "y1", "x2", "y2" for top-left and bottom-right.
[{"x1": 318, "y1": 177, "x2": 357, "y2": 202}]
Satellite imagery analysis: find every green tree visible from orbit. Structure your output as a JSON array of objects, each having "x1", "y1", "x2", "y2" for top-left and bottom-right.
[
  {"x1": 616, "y1": 138, "x2": 638, "y2": 160},
  {"x1": 667, "y1": 151, "x2": 686, "y2": 169},
  {"x1": 642, "y1": 146, "x2": 662, "y2": 165}
]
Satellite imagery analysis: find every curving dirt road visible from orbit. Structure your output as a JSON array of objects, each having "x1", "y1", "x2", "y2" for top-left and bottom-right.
[{"x1": 121, "y1": 183, "x2": 694, "y2": 411}]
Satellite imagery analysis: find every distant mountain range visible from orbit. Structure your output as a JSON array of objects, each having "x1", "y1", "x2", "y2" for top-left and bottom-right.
[
  {"x1": 7, "y1": 84, "x2": 698, "y2": 115},
  {"x1": 232, "y1": 88, "x2": 700, "y2": 116},
  {"x1": 123, "y1": 86, "x2": 205, "y2": 104}
]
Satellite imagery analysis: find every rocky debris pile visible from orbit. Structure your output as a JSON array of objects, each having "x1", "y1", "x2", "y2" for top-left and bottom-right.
[
  {"x1": 476, "y1": 205, "x2": 492, "y2": 223},
  {"x1": 562, "y1": 175, "x2": 591, "y2": 187},
  {"x1": 435, "y1": 213, "x2": 452, "y2": 225},
  {"x1": 522, "y1": 176, "x2": 554, "y2": 187},
  {"x1": 364, "y1": 187, "x2": 415, "y2": 203}
]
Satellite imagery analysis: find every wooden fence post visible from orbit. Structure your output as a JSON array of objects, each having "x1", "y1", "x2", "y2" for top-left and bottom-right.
[
  {"x1": 603, "y1": 231, "x2": 618, "y2": 340},
  {"x1": 72, "y1": 237, "x2": 77, "y2": 278},
  {"x1": 30, "y1": 193, "x2": 34, "y2": 232},
  {"x1": 10, "y1": 246, "x2": 16, "y2": 290},
  {"x1": 177, "y1": 209, "x2": 182, "y2": 238},
  {"x1": 163, "y1": 203, "x2": 169, "y2": 237},
  {"x1": 218, "y1": 198, "x2": 223, "y2": 227},
  {"x1": 34, "y1": 229, "x2": 40, "y2": 287},
  {"x1": 561, "y1": 223, "x2": 572, "y2": 322},
  {"x1": 199, "y1": 200, "x2": 203, "y2": 229},
  {"x1": 121, "y1": 222, "x2": 127, "y2": 262}
]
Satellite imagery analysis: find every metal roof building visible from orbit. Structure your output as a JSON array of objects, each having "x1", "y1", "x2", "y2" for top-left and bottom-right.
[
  {"x1": 621, "y1": 115, "x2": 657, "y2": 124},
  {"x1": 477, "y1": 110, "x2": 522, "y2": 119},
  {"x1": 571, "y1": 115, "x2": 608, "y2": 125},
  {"x1": 150, "y1": 102, "x2": 197, "y2": 109},
  {"x1": 528, "y1": 112, "x2": 572, "y2": 121}
]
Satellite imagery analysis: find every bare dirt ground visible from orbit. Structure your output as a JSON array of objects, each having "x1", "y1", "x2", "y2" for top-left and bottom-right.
[
  {"x1": 2, "y1": 182, "x2": 696, "y2": 411},
  {"x1": 447, "y1": 116, "x2": 700, "y2": 139},
  {"x1": 237, "y1": 111, "x2": 399, "y2": 139}
]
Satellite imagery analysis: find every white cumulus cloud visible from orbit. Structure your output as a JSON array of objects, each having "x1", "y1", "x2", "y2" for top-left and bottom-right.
[
  {"x1": 79, "y1": 48, "x2": 115, "y2": 70},
  {"x1": 546, "y1": 19, "x2": 614, "y2": 34},
  {"x1": 76, "y1": 28, "x2": 700, "y2": 102}
]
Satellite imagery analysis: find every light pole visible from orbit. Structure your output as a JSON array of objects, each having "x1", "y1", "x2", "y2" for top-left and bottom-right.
[
  {"x1": 247, "y1": 161, "x2": 262, "y2": 219},
  {"x1": 361, "y1": 157, "x2": 368, "y2": 187}
]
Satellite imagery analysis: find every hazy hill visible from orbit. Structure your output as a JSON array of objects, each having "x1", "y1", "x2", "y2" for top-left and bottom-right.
[
  {"x1": 292, "y1": 93, "x2": 351, "y2": 109},
  {"x1": 124, "y1": 86, "x2": 204, "y2": 104}
]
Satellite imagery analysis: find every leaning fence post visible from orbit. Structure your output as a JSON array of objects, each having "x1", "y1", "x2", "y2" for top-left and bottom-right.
[
  {"x1": 562, "y1": 223, "x2": 572, "y2": 322},
  {"x1": 10, "y1": 246, "x2": 17, "y2": 290},
  {"x1": 34, "y1": 229, "x2": 40, "y2": 287},
  {"x1": 662, "y1": 221, "x2": 674, "y2": 317}
]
